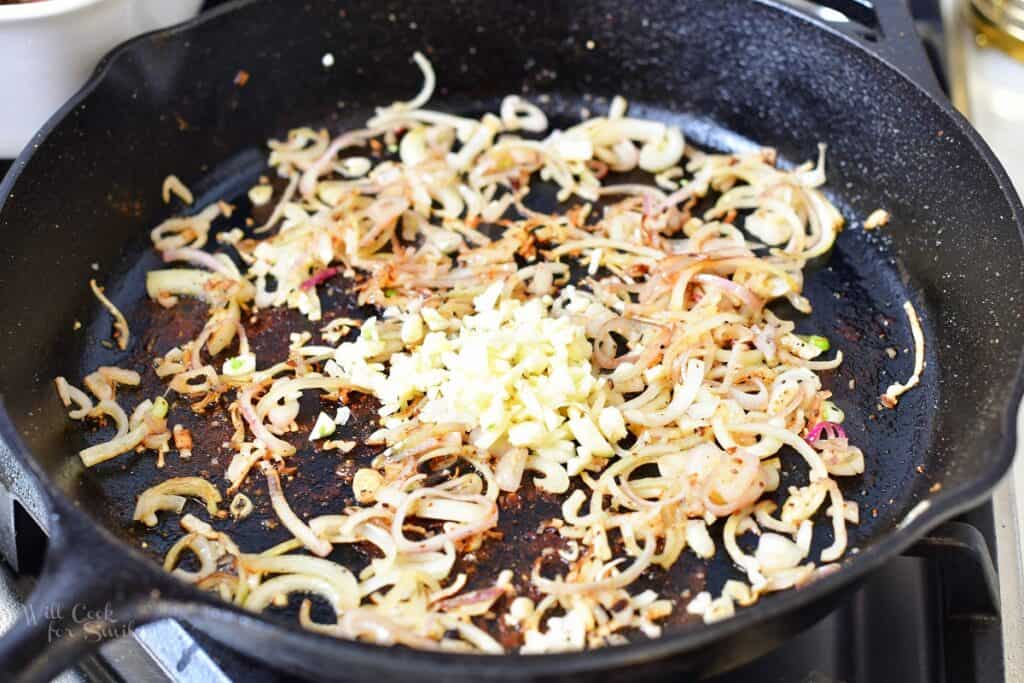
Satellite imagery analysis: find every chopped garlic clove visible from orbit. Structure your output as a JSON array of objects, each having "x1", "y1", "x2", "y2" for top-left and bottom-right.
[{"x1": 248, "y1": 184, "x2": 273, "y2": 206}]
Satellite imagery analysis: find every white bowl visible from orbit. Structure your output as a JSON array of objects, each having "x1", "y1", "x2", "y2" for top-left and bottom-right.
[{"x1": 0, "y1": 0, "x2": 203, "y2": 158}]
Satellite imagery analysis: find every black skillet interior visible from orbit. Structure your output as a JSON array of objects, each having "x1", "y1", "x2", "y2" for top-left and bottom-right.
[{"x1": 0, "y1": 0, "x2": 1022, "y2": 678}]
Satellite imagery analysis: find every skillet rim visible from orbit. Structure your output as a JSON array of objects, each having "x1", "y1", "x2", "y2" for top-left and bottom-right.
[{"x1": 0, "y1": 0, "x2": 1022, "y2": 676}]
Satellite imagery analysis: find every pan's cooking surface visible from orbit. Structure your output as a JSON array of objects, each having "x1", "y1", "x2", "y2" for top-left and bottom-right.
[
  {"x1": 0, "y1": 0, "x2": 1021, "y2": 677},
  {"x1": 57, "y1": 100, "x2": 935, "y2": 646}
]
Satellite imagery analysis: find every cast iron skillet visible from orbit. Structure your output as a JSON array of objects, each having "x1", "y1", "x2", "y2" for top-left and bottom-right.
[{"x1": 0, "y1": 0, "x2": 1022, "y2": 680}]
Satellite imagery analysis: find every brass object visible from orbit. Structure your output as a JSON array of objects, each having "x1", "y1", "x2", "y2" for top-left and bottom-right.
[{"x1": 970, "y1": 0, "x2": 1024, "y2": 60}]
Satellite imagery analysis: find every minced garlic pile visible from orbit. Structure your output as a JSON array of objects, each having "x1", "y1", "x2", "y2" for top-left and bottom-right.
[{"x1": 333, "y1": 284, "x2": 608, "y2": 490}]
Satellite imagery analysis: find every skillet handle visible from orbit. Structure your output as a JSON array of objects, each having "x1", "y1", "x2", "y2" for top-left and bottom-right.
[
  {"x1": 869, "y1": 0, "x2": 945, "y2": 100},
  {"x1": 0, "y1": 511, "x2": 180, "y2": 683},
  {"x1": 779, "y1": 0, "x2": 945, "y2": 99}
]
